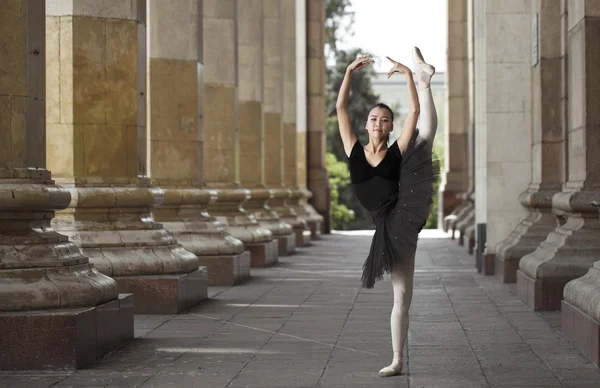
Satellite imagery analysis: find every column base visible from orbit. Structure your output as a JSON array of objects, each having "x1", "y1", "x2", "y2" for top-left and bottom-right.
[
  {"x1": 446, "y1": 201, "x2": 470, "y2": 238},
  {"x1": 441, "y1": 189, "x2": 460, "y2": 219},
  {"x1": 483, "y1": 254, "x2": 494, "y2": 275},
  {"x1": 197, "y1": 252, "x2": 251, "y2": 286},
  {"x1": 495, "y1": 255, "x2": 520, "y2": 282},
  {"x1": 248, "y1": 240, "x2": 278, "y2": 267},
  {"x1": 116, "y1": 269, "x2": 208, "y2": 314},
  {"x1": 278, "y1": 234, "x2": 296, "y2": 256},
  {"x1": 562, "y1": 300, "x2": 600, "y2": 366},
  {"x1": 295, "y1": 228, "x2": 312, "y2": 247},
  {"x1": 307, "y1": 219, "x2": 322, "y2": 239},
  {"x1": 457, "y1": 208, "x2": 475, "y2": 246},
  {"x1": 465, "y1": 223, "x2": 476, "y2": 254},
  {"x1": 495, "y1": 208, "x2": 557, "y2": 284},
  {"x1": 517, "y1": 270, "x2": 568, "y2": 311},
  {"x1": 0, "y1": 294, "x2": 134, "y2": 370}
]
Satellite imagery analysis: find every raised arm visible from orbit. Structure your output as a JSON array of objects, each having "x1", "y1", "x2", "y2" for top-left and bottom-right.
[
  {"x1": 336, "y1": 54, "x2": 375, "y2": 157},
  {"x1": 386, "y1": 56, "x2": 419, "y2": 155}
]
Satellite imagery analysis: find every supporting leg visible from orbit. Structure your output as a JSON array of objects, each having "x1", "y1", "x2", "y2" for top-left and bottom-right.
[{"x1": 379, "y1": 256, "x2": 416, "y2": 377}]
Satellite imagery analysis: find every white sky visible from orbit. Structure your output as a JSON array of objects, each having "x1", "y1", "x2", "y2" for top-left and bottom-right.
[{"x1": 337, "y1": 0, "x2": 448, "y2": 73}]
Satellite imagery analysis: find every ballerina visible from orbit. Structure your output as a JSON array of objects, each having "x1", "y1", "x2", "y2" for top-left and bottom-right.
[{"x1": 335, "y1": 47, "x2": 438, "y2": 377}]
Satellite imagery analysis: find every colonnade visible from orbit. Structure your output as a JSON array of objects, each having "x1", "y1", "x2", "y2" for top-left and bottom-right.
[
  {"x1": 0, "y1": 0, "x2": 329, "y2": 369},
  {"x1": 443, "y1": 0, "x2": 600, "y2": 365}
]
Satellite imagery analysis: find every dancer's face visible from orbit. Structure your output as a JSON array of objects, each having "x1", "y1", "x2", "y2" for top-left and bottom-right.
[{"x1": 366, "y1": 107, "x2": 393, "y2": 141}]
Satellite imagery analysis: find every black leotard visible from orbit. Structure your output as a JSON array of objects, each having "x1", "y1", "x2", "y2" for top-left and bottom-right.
[{"x1": 347, "y1": 130, "x2": 438, "y2": 288}]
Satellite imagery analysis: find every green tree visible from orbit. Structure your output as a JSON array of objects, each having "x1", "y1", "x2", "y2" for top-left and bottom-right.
[
  {"x1": 326, "y1": 152, "x2": 355, "y2": 229},
  {"x1": 326, "y1": 49, "x2": 381, "y2": 230},
  {"x1": 424, "y1": 146, "x2": 444, "y2": 229},
  {"x1": 324, "y1": 0, "x2": 382, "y2": 230},
  {"x1": 325, "y1": 0, "x2": 354, "y2": 61}
]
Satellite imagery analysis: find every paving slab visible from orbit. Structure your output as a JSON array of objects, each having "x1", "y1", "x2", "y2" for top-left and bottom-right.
[{"x1": 1, "y1": 230, "x2": 597, "y2": 387}]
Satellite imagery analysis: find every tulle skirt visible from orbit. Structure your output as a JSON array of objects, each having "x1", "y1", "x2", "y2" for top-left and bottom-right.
[{"x1": 353, "y1": 130, "x2": 440, "y2": 289}]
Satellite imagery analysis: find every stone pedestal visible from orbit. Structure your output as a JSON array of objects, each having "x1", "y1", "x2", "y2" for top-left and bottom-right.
[
  {"x1": 0, "y1": 294, "x2": 133, "y2": 370},
  {"x1": 117, "y1": 270, "x2": 207, "y2": 314},
  {"x1": 197, "y1": 251, "x2": 251, "y2": 286},
  {"x1": 0, "y1": 174, "x2": 135, "y2": 369},
  {"x1": 518, "y1": 192, "x2": 600, "y2": 311},
  {"x1": 52, "y1": 183, "x2": 206, "y2": 314},
  {"x1": 457, "y1": 204, "x2": 475, "y2": 247},
  {"x1": 208, "y1": 188, "x2": 277, "y2": 268},
  {"x1": 495, "y1": 191, "x2": 558, "y2": 283},
  {"x1": 444, "y1": 198, "x2": 468, "y2": 234},
  {"x1": 441, "y1": 189, "x2": 461, "y2": 220},
  {"x1": 517, "y1": 269, "x2": 569, "y2": 311},
  {"x1": 562, "y1": 263, "x2": 600, "y2": 366},
  {"x1": 449, "y1": 193, "x2": 473, "y2": 239},
  {"x1": 270, "y1": 188, "x2": 310, "y2": 247},
  {"x1": 560, "y1": 201, "x2": 600, "y2": 365},
  {"x1": 152, "y1": 188, "x2": 250, "y2": 286},
  {"x1": 246, "y1": 188, "x2": 296, "y2": 257},
  {"x1": 293, "y1": 188, "x2": 324, "y2": 239},
  {"x1": 465, "y1": 222, "x2": 476, "y2": 255}
]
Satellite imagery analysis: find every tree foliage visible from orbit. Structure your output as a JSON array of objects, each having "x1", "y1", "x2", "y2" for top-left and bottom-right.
[
  {"x1": 324, "y1": 0, "x2": 442, "y2": 230},
  {"x1": 325, "y1": 0, "x2": 354, "y2": 60},
  {"x1": 326, "y1": 152, "x2": 355, "y2": 229},
  {"x1": 324, "y1": 0, "x2": 381, "y2": 230}
]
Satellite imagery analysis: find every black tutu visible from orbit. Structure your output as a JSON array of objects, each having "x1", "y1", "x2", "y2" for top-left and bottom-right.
[{"x1": 351, "y1": 129, "x2": 440, "y2": 288}]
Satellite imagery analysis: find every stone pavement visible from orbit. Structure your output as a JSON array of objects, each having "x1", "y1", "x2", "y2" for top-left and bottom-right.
[{"x1": 1, "y1": 231, "x2": 599, "y2": 388}]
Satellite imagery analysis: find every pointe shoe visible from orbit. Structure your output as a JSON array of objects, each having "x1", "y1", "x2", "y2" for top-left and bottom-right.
[
  {"x1": 412, "y1": 46, "x2": 435, "y2": 87},
  {"x1": 413, "y1": 46, "x2": 426, "y2": 65},
  {"x1": 379, "y1": 361, "x2": 403, "y2": 377}
]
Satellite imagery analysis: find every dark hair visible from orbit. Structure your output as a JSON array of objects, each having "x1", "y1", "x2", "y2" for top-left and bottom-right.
[{"x1": 368, "y1": 103, "x2": 394, "y2": 122}]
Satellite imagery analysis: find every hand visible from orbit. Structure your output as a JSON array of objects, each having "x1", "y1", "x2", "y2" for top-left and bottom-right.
[
  {"x1": 386, "y1": 56, "x2": 411, "y2": 78},
  {"x1": 347, "y1": 54, "x2": 375, "y2": 73}
]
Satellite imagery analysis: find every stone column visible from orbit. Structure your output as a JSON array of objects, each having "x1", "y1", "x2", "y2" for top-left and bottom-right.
[
  {"x1": 519, "y1": 0, "x2": 600, "y2": 311},
  {"x1": 282, "y1": 0, "x2": 320, "y2": 244},
  {"x1": 495, "y1": 0, "x2": 562, "y2": 283},
  {"x1": 562, "y1": 0, "x2": 600, "y2": 362},
  {"x1": 203, "y1": 0, "x2": 277, "y2": 267},
  {"x1": 441, "y1": 0, "x2": 469, "y2": 218},
  {"x1": 296, "y1": 0, "x2": 308, "y2": 194},
  {"x1": 306, "y1": 0, "x2": 331, "y2": 233},
  {"x1": 0, "y1": 0, "x2": 132, "y2": 370},
  {"x1": 445, "y1": 0, "x2": 475, "y2": 241},
  {"x1": 284, "y1": 0, "x2": 324, "y2": 241},
  {"x1": 147, "y1": 0, "x2": 249, "y2": 286},
  {"x1": 295, "y1": 0, "x2": 319, "y2": 238},
  {"x1": 45, "y1": 0, "x2": 204, "y2": 314},
  {"x1": 563, "y1": 207, "x2": 600, "y2": 365},
  {"x1": 474, "y1": 1, "x2": 533, "y2": 275},
  {"x1": 451, "y1": 0, "x2": 476, "y2": 261},
  {"x1": 261, "y1": 0, "x2": 310, "y2": 248},
  {"x1": 236, "y1": 0, "x2": 296, "y2": 259}
]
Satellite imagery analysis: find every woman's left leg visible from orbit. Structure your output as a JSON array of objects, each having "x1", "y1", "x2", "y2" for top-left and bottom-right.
[{"x1": 379, "y1": 254, "x2": 416, "y2": 377}]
